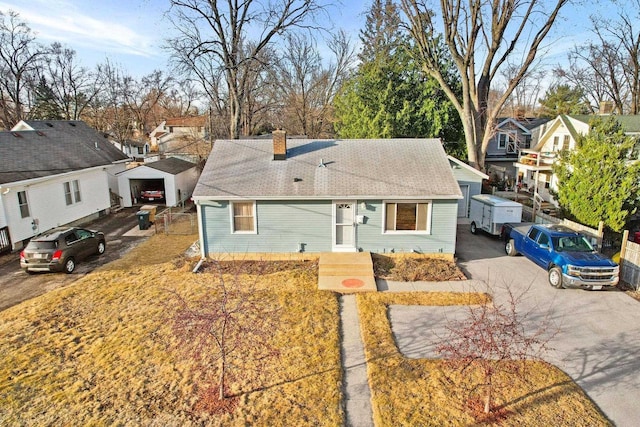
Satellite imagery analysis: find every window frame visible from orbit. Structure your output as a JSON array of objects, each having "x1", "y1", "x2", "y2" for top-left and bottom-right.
[
  {"x1": 17, "y1": 190, "x2": 30, "y2": 218},
  {"x1": 230, "y1": 201, "x2": 257, "y2": 234},
  {"x1": 63, "y1": 179, "x2": 82, "y2": 206},
  {"x1": 382, "y1": 201, "x2": 432, "y2": 234}
]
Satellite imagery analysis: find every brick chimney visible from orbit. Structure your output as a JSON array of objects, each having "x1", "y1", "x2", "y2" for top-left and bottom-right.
[
  {"x1": 599, "y1": 100, "x2": 614, "y2": 115},
  {"x1": 273, "y1": 129, "x2": 287, "y2": 160}
]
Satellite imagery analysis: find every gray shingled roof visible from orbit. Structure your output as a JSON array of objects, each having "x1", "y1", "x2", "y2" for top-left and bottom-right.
[
  {"x1": 0, "y1": 121, "x2": 128, "y2": 185},
  {"x1": 193, "y1": 138, "x2": 462, "y2": 200},
  {"x1": 145, "y1": 157, "x2": 196, "y2": 174}
]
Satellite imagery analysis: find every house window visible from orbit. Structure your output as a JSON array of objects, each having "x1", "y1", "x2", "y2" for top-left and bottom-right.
[
  {"x1": 552, "y1": 136, "x2": 560, "y2": 151},
  {"x1": 64, "y1": 180, "x2": 81, "y2": 205},
  {"x1": 497, "y1": 133, "x2": 508, "y2": 149},
  {"x1": 384, "y1": 202, "x2": 431, "y2": 233},
  {"x1": 137, "y1": 146, "x2": 144, "y2": 155},
  {"x1": 17, "y1": 191, "x2": 30, "y2": 218},
  {"x1": 562, "y1": 135, "x2": 570, "y2": 150},
  {"x1": 497, "y1": 132, "x2": 518, "y2": 153},
  {"x1": 231, "y1": 201, "x2": 256, "y2": 233}
]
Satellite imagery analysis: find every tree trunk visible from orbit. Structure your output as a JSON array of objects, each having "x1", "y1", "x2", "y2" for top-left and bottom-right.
[{"x1": 218, "y1": 355, "x2": 226, "y2": 400}]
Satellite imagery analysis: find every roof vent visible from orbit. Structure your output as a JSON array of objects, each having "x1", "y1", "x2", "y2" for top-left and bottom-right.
[
  {"x1": 293, "y1": 177, "x2": 302, "y2": 182},
  {"x1": 318, "y1": 158, "x2": 327, "y2": 168},
  {"x1": 69, "y1": 122, "x2": 76, "y2": 127},
  {"x1": 94, "y1": 142, "x2": 100, "y2": 150},
  {"x1": 45, "y1": 122, "x2": 53, "y2": 127},
  {"x1": 11, "y1": 132, "x2": 21, "y2": 138},
  {"x1": 36, "y1": 131, "x2": 44, "y2": 136}
]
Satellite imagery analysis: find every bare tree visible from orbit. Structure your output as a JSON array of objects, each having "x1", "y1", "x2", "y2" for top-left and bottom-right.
[
  {"x1": 122, "y1": 70, "x2": 173, "y2": 135},
  {"x1": 36, "y1": 43, "x2": 102, "y2": 120},
  {"x1": 399, "y1": 0, "x2": 569, "y2": 170},
  {"x1": 168, "y1": 261, "x2": 280, "y2": 404},
  {"x1": 0, "y1": 10, "x2": 47, "y2": 129},
  {"x1": 557, "y1": 2, "x2": 640, "y2": 114},
  {"x1": 436, "y1": 284, "x2": 556, "y2": 416},
  {"x1": 165, "y1": 0, "x2": 328, "y2": 139},
  {"x1": 270, "y1": 30, "x2": 355, "y2": 137}
]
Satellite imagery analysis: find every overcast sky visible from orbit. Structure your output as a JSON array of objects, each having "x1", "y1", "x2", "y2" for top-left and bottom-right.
[{"x1": 0, "y1": 0, "x2": 629, "y2": 78}]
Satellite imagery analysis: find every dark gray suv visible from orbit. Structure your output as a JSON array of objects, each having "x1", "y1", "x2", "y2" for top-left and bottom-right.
[{"x1": 20, "y1": 227, "x2": 106, "y2": 274}]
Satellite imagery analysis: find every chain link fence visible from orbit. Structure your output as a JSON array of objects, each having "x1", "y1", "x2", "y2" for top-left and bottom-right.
[{"x1": 154, "y1": 207, "x2": 197, "y2": 235}]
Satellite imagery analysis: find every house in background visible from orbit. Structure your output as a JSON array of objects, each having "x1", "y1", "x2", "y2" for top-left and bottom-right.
[
  {"x1": 149, "y1": 116, "x2": 210, "y2": 164},
  {"x1": 515, "y1": 114, "x2": 640, "y2": 209},
  {"x1": 484, "y1": 116, "x2": 550, "y2": 185},
  {"x1": 448, "y1": 156, "x2": 489, "y2": 220},
  {"x1": 116, "y1": 157, "x2": 200, "y2": 208},
  {"x1": 119, "y1": 139, "x2": 151, "y2": 161},
  {"x1": 0, "y1": 120, "x2": 129, "y2": 252},
  {"x1": 192, "y1": 131, "x2": 462, "y2": 258}
]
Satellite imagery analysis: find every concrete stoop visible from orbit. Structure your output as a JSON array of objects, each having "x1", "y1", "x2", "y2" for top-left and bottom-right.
[{"x1": 318, "y1": 252, "x2": 377, "y2": 292}]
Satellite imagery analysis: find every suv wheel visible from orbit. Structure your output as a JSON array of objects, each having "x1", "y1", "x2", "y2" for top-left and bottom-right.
[
  {"x1": 97, "y1": 241, "x2": 106, "y2": 255},
  {"x1": 64, "y1": 257, "x2": 76, "y2": 274}
]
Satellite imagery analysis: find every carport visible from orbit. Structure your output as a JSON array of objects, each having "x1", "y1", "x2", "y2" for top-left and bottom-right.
[{"x1": 116, "y1": 157, "x2": 200, "y2": 208}]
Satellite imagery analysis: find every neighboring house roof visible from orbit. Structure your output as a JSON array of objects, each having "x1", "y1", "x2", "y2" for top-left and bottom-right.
[
  {"x1": 194, "y1": 138, "x2": 462, "y2": 200},
  {"x1": 495, "y1": 117, "x2": 550, "y2": 133},
  {"x1": 144, "y1": 157, "x2": 196, "y2": 175},
  {"x1": 0, "y1": 120, "x2": 129, "y2": 185},
  {"x1": 124, "y1": 139, "x2": 148, "y2": 147},
  {"x1": 569, "y1": 114, "x2": 640, "y2": 134},
  {"x1": 448, "y1": 156, "x2": 489, "y2": 180},
  {"x1": 165, "y1": 116, "x2": 207, "y2": 127}
]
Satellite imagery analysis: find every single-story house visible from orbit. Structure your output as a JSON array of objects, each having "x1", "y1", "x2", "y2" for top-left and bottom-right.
[
  {"x1": 116, "y1": 157, "x2": 200, "y2": 207},
  {"x1": 192, "y1": 131, "x2": 463, "y2": 258},
  {"x1": 0, "y1": 120, "x2": 129, "y2": 251},
  {"x1": 448, "y1": 156, "x2": 489, "y2": 219}
]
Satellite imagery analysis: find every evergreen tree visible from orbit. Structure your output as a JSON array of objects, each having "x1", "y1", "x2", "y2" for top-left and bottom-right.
[
  {"x1": 538, "y1": 83, "x2": 591, "y2": 118},
  {"x1": 31, "y1": 76, "x2": 63, "y2": 120},
  {"x1": 553, "y1": 117, "x2": 640, "y2": 232},
  {"x1": 333, "y1": 0, "x2": 463, "y2": 151}
]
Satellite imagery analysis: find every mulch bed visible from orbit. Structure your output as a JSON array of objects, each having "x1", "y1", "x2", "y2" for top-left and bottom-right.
[
  {"x1": 372, "y1": 254, "x2": 466, "y2": 281},
  {"x1": 199, "y1": 259, "x2": 318, "y2": 275}
]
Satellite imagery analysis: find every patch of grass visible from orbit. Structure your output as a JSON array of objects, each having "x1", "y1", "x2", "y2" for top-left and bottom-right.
[
  {"x1": 357, "y1": 292, "x2": 611, "y2": 426},
  {"x1": 372, "y1": 254, "x2": 466, "y2": 281},
  {"x1": 0, "y1": 233, "x2": 342, "y2": 425}
]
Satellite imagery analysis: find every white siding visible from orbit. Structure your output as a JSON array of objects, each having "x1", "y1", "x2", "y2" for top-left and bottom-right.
[{"x1": 2, "y1": 168, "x2": 111, "y2": 248}]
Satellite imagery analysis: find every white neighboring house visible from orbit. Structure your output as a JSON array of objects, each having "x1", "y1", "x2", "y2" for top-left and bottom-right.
[
  {"x1": 0, "y1": 120, "x2": 129, "y2": 252},
  {"x1": 149, "y1": 116, "x2": 208, "y2": 151},
  {"x1": 514, "y1": 113, "x2": 640, "y2": 209},
  {"x1": 116, "y1": 157, "x2": 200, "y2": 208}
]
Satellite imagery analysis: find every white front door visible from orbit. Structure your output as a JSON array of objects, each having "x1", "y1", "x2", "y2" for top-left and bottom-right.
[{"x1": 333, "y1": 201, "x2": 356, "y2": 252}]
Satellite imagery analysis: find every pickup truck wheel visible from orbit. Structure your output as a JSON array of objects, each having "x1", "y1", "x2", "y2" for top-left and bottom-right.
[
  {"x1": 470, "y1": 222, "x2": 478, "y2": 235},
  {"x1": 548, "y1": 267, "x2": 564, "y2": 289},
  {"x1": 505, "y1": 239, "x2": 517, "y2": 256}
]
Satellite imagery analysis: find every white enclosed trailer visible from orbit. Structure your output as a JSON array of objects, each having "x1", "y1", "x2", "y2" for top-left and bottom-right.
[{"x1": 469, "y1": 194, "x2": 522, "y2": 236}]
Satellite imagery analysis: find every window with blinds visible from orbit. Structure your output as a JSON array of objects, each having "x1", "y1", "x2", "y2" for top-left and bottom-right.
[
  {"x1": 232, "y1": 201, "x2": 255, "y2": 232},
  {"x1": 384, "y1": 202, "x2": 430, "y2": 232}
]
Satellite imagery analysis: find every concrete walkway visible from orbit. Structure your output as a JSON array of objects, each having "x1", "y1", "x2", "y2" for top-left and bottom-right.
[{"x1": 340, "y1": 294, "x2": 374, "y2": 427}]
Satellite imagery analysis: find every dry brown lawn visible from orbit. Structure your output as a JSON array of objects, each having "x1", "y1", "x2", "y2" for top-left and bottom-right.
[
  {"x1": 0, "y1": 232, "x2": 342, "y2": 426},
  {"x1": 357, "y1": 292, "x2": 611, "y2": 426},
  {"x1": 0, "y1": 232, "x2": 612, "y2": 426}
]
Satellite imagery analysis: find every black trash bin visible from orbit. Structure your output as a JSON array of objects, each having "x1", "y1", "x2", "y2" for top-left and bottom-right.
[{"x1": 136, "y1": 211, "x2": 150, "y2": 230}]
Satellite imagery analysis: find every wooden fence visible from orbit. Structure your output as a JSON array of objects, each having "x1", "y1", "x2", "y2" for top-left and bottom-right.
[{"x1": 619, "y1": 231, "x2": 640, "y2": 290}]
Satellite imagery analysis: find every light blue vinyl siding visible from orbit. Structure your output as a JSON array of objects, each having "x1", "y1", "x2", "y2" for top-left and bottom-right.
[
  {"x1": 200, "y1": 198, "x2": 458, "y2": 255},
  {"x1": 356, "y1": 200, "x2": 458, "y2": 254},
  {"x1": 201, "y1": 200, "x2": 333, "y2": 253}
]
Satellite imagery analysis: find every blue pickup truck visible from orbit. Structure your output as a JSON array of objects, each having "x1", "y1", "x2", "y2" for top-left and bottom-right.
[{"x1": 502, "y1": 223, "x2": 619, "y2": 290}]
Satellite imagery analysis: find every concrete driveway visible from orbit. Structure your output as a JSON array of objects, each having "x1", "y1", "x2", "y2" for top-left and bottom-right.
[
  {"x1": 388, "y1": 224, "x2": 640, "y2": 426},
  {"x1": 0, "y1": 208, "x2": 152, "y2": 311}
]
